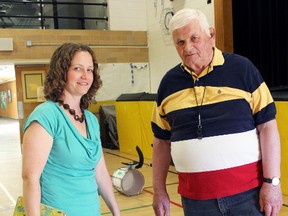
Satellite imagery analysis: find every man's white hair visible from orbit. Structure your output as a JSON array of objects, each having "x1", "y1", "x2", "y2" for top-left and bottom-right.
[{"x1": 169, "y1": 8, "x2": 210, "y2": 36}]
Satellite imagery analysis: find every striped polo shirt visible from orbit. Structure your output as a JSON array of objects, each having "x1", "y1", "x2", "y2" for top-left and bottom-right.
[{"x1": 151, "y1": 48, "x2": 276, "y2": 200}]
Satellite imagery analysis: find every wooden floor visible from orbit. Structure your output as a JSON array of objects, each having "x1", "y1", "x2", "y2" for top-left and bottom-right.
[{"x1": 0, "y1": 117, "x2": 287, "y2": 215}]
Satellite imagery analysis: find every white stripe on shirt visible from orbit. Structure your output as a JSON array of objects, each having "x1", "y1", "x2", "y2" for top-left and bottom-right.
[{"x1": 171, "y1": 129, "x2": 261, "y2": 172}]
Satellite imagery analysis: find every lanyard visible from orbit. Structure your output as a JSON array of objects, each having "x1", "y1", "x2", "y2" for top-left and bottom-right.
[{"x1": 193, "y1": 85, "x2": 206, "y2": 139}]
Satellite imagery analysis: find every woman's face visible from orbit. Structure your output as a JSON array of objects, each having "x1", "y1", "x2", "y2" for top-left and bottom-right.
[{"x1": 64, "y1": 51, "x2": 94, "y2": 98}]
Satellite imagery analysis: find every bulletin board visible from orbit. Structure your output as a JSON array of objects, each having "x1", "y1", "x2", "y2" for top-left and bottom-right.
[{"x1": 21, "y1": 70, "x2": 45, "y2": 103}]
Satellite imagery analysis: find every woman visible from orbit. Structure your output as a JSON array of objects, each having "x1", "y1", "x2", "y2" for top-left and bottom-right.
[{"x1": 22, "y1": 43, "x2": 120, "y2": 216}]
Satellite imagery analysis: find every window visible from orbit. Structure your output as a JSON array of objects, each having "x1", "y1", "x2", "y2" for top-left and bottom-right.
[{"x1": 0, "y1": 0, "x2": 108, "y2": 30}]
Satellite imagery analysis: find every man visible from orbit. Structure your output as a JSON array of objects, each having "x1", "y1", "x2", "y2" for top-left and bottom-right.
[{"x1": 151, "y1": 8, "x2": 282, "y2": 216}]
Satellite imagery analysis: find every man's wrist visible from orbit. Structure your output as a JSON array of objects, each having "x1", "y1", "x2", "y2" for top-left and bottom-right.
[{"x1": 263, "y1": 177, "x2": 280, "y2": 186}]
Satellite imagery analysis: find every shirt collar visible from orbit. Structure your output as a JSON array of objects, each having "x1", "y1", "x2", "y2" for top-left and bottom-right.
[{"x1": 180, "y1": 47, "x2": 225, "y2": 79}]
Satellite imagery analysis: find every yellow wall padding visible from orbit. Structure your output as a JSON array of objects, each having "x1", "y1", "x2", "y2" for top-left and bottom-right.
[
  {"x1": 275, "y1": 101, "x2": 288, "y2": 195},
  {"x1": 89, "y1": 100, "x2": 116, "y2": 114},
  {"x1": 116, "y1": 101, "x2": 154, "y2": 160}
]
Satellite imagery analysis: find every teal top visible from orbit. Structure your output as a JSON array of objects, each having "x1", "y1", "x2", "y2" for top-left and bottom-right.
[{"x1": 23, "y1": 100, "x2": 102, "y2": 216}]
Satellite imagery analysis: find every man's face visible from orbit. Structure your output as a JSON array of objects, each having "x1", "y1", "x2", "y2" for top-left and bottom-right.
[{"x1": 172, "y1": 20, "x2": 215, "y2": 73}]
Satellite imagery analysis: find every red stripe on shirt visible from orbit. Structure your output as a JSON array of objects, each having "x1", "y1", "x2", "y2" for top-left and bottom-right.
[{"x1": 177, "y1": 160, "x2": 262, "y2": 200}]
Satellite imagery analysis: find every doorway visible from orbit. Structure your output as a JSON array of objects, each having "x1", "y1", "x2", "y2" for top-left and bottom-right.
[{"x1": 15, "y1": 65, "x2": 48, "y2": 144}]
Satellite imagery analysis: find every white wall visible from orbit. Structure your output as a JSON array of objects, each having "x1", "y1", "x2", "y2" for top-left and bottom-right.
[
  {"x1": 147, "y1": 0, "x2": 215, "y2": 93},
  {"x1": 97, "y1": 63, "x2": 150, "y2": 101},
  {"x1": 95, "y1": 0, "x2": 149, "y2": 101},
  {"x1": 97, "y1": 0, "x2": 215, "y2": 101},
  {"x1": 107, "y1": 0, "x2": 147, "y2": 31}
]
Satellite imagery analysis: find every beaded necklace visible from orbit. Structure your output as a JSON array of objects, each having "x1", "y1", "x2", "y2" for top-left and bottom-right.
[{"x1": 58, "y1": 100, "x2": 85, "y2": 123}]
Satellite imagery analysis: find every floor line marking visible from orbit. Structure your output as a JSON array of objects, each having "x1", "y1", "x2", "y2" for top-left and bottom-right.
[
  {"x1": 105, "y1": 151, "x2": 178, "y2": 174},
  {"x1": 102, "y1": 204, "x2": 152, "y2": 215},
  {"x1": 107, "y1": 151, "x2": 182, "y2": 208},
  {"x1": 0, "y1": 181, "x2": 16, "y2": 205}
]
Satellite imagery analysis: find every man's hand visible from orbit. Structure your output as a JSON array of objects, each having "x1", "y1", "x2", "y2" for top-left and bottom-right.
[
  {"x1": 153, "y1": 191, "x2": 170, "y2": 216},
  {"x1": 260, "y1": 184, "x2": 282, "y2": 216}
]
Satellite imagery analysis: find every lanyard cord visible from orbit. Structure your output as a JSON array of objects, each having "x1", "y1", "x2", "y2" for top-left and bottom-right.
[
  {"x1": 193, "y1": 85, "x2": 206, "y2": 139},
  {"x1": 192, "y1": 65, "x2": 211, "y2": 139}
]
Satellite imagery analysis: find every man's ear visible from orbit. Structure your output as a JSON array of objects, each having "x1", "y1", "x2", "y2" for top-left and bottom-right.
[{"x1": 209, "y1": 28, "x2": 216, "y2": 38}]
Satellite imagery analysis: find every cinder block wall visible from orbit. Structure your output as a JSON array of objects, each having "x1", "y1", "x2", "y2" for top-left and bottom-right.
[{"x1": 0, "y1": 29, "x2": 148, "y2": 63}]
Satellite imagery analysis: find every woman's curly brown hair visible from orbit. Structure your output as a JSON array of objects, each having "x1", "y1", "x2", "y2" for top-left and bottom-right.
[{"x1": 44, "y1": 42, "x2": 102, "y2": 110}]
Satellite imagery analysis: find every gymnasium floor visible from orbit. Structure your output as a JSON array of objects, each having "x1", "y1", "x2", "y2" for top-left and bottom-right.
[{"x1": 0, "y1": 117, "x2": 287, "y2": 215}]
